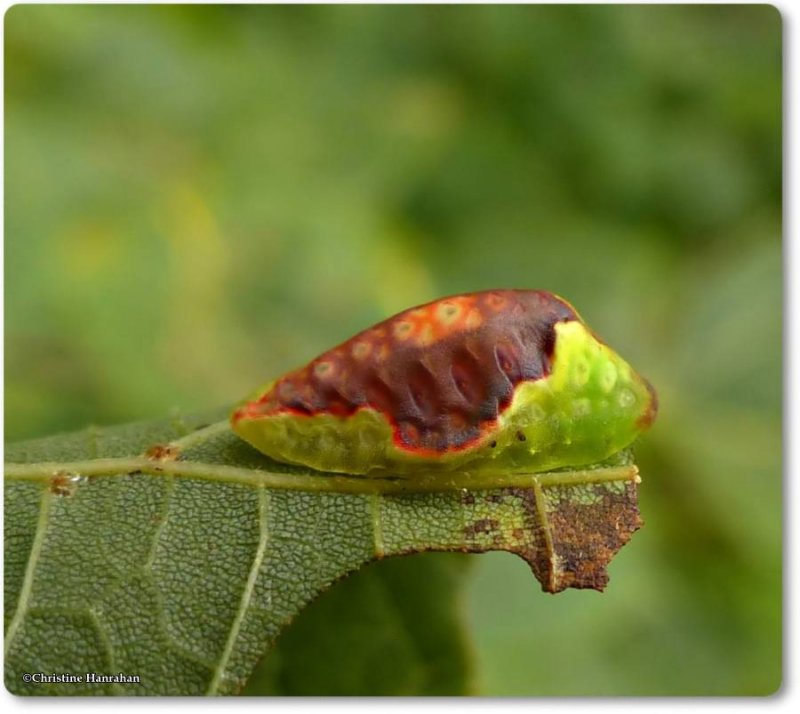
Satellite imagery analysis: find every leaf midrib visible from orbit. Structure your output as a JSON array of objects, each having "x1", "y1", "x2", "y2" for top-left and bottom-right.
[
  {"x1": 4, "y1": 456, "x2": 638, "y2": 493},
  {"x1": 5, "y1": 419, "x2": 639, "y2": 492}
]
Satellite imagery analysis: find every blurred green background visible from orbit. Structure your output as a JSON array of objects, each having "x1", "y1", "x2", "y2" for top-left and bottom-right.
[{"x1": 4, "y1": 4, "x2": 781, "y2": 696}]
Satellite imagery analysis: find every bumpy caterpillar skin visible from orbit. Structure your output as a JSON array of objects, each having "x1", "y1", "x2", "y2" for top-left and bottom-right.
[{"x1": 231, "y1": 290, "x2": 658, "y2": 476}]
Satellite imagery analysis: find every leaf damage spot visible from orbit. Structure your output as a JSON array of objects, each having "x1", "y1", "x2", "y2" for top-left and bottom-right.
[
  {"x1": 145, "y1": 444, "x2": 181, "y2": 462},
  {"x1": 462, "y1": 517, "x2": 501, "y2": 540},
  {"x1": 48, "y1": 471, "x2": 84, "y2": 497},
  {"x1": 499, "y1": 482, "x2": 643, "y2": 593}
]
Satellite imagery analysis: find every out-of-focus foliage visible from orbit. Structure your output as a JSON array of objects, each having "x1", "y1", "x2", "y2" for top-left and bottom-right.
[
  {"x1": 243, "y1": 553, "x2": 475, "y2": 696},
  {"x1": 5, "y1": 4, "x2": 780, "y2": 695}
]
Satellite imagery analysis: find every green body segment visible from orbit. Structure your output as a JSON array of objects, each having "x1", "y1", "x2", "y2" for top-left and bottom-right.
[{"x1": 232, "y1": 315, "x2": 656, "y2": 477}]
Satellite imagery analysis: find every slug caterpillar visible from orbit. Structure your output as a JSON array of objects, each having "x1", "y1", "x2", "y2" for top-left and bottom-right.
[{"x1": 231, "y1": 290, "x2": 657, "y2": 476}]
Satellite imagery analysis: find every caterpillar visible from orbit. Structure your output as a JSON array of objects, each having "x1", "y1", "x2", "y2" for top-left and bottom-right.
[{"x1": 231, "y1": 289, "x2": 657, "y2": 476}]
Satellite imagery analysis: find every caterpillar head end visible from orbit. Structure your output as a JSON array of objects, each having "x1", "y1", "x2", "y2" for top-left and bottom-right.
[{"x1": 539, "y1": 320, "x2": 658, "y2": 466}]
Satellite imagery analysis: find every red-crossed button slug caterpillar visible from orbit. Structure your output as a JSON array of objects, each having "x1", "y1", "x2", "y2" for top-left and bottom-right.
[{"x1": 231, "y1": 290, "x2": 657, "y2": 476}]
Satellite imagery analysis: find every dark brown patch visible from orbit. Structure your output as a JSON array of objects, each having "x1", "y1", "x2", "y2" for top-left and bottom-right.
[
  {"x1": 463, "y1": 518, "x2": 501, "y2": 540},
  {"x1": 449, "y1": 347, "x2": 486, "y2": 405},
  {"x1": 466, "y1": 482, "x2": 643, "y2": 593},
  {"x1": 516, "y1": 430, "x2": 527, "y2": 442},
  {"x1": 406, "y1": 362, "x2": 440, "y2": 422},
  {"x1": 363, "y1": 374, "x2": 396, "y2": 414},
  {"x1": 542, "y1": 483, "x2": 643, "y2": 591},
  {"x1": 539, "y1": 323, "x2": 557, "y2": 359},
  {"x1": 320, "y1": 391, "x2": 352, "y2": 418},
  {"x1": 236, "y1": 289, "x2": 578, "y2": 454},
  {"x1": 494, "y1": 341, "x2": 522, "y2": 384}
]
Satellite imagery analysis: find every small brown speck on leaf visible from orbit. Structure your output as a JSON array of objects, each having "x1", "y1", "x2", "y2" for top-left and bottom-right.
[
  {"x1": 145, "y1": 444, "x2": 181, "y2": 461},
  {"x1": 49, "y1": 471, "x2": 81, "y2": 497}
]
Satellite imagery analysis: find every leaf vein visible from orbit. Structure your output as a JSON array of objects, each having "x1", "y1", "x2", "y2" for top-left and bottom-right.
[
  {"x1": 370, "y1": 492, "x2": 385, "y2": 557},
  {"x1": 532, "y1": 479, "x2": 557, "y2": 593},
  {"x1": 206, "y1": 486, "x2": 271, "y2": 695},
  {"x1": 5, "y1": 487, "x2": 53, "y2": 656},
  {"x1": 144, "y1": 475, "x2": 176, "y2": 573},
  {"x1": 86, "y1": 606, "x2": 123, "y2": 693}
]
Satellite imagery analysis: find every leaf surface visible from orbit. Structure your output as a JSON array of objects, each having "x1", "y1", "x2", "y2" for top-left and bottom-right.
[{"x1": 4, "y1": 409, "x2": 642, "y2": 695}]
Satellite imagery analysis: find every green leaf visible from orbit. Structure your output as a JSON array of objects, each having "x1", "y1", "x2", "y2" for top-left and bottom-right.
[{"x1": 4, "y1": 409, "x2": 642, "y2": 695}]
